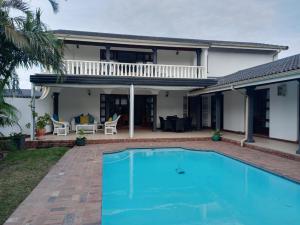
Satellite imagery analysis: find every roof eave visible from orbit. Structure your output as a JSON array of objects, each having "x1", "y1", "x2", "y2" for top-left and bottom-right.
[
  {"x1": 54, "y1": 32, "x2": 210, "y2": 49},
  {"x1": 53, "y1": 30, "x2": 287, "y2": 51},
  {"x1": 210, "y1": 44, "x2": 288, "y2": 51},
  {"x1": 189, "y1": 69, "x2": 300, "y2": 96}
]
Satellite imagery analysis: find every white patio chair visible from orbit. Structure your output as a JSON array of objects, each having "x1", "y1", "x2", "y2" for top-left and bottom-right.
[
  {"x1": 51, "y1": 117, "x2": 70, "y2": 136},
  {"x1": 104, "y1": 115, "x2": 121, "y2": 135}
]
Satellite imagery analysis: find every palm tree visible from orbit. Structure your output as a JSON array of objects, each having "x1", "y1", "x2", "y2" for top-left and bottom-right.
[{"x1": 0, "y1": 0, "x2": 64, "y2": 129}]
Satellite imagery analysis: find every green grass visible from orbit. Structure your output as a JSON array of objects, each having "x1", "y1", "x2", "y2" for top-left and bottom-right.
[{"x1": 0, "y1": 147, "x2": 68, "y2": 224}]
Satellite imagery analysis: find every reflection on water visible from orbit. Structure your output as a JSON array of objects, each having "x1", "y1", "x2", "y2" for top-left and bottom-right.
[{"x1": 102, "y1": 148, "x2": 300, "y2": 225}]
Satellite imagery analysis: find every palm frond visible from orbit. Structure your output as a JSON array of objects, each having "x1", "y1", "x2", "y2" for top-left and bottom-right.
[
  {"x1": 3, "y1": 23, "x2": 29, "y2": 48},
  {"x1": 48, "y1": 0, "x2": 59, "y2": 13},
  {"x1": 1, "y1": 0, "x2": 29, "y2": 13},
  {"x1": 0, "y1": 95, "x2": 19, "y2": 127}
]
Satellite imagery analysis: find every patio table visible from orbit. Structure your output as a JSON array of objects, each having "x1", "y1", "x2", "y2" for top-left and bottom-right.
[{"x1": 76, "y1": 124, "x2": 96, "y2": 134}]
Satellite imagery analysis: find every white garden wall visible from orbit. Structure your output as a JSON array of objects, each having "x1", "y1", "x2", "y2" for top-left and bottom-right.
[{"x1": 2, "y1": 95, "x2": 52, "y2": 136}]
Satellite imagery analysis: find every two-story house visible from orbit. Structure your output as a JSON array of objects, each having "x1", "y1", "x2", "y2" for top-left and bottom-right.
[{"x1": 27, "y1": 30, "x2": 293, "y2": 143}]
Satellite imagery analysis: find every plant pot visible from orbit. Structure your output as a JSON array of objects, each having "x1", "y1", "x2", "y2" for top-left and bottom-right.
[
  {"x1": 211, "y1": 134, "x2": 221, "y2": 142},
  {"x1": 75, "y1": 137, "x2": 86, "y2": 146},
  {"x1": 11, "y1": 135, "x2": 26, "y2": 150},
  {"x1": 36, "y1": 128, "x2": 46, "y2": 137}
]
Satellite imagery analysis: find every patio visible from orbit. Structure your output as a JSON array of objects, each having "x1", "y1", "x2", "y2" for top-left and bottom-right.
[
  {"x1": 4, "y1": 141, "x2": 300, "y2": 225},
  {"x1": 28, "y1": 129, "x2": 300, "y2": 157}
]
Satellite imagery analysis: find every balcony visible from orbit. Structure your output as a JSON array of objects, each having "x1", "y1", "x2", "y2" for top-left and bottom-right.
[{"x1": 45, "y1": 60, "x2": 207, "y2": 79}]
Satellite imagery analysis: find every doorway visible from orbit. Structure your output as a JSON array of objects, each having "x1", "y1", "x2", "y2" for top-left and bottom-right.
[
  {"x1": 100, "y1": 94, "x2": 155, "y2": 129},
  {"x1": 253, "y1": 89, "x2": 270, "y2": 136},
  {"x1": 211, "y1": 95, "x2": 224, "y2": 130}
]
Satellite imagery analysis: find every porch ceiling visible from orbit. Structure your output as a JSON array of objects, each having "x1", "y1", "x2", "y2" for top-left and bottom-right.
[{"x1": 30, "y1": 74, "x2": 217, "y2": 88}]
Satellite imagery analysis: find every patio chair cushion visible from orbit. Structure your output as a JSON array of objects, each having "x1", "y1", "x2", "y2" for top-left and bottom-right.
[
  {"x1": 88, "y1": 114, "x2": 94, "y2": 124},
  {"x1": 112, "y1": 113, "x2": 118, "y2": 121},
  {"x1": 75, "y1": 114, "x2": 83, "y2": 124},
  {"x1": 80, "y1": 115, "x2": 89, "y2": 124},
  {"x1": 53, "y1": 114, "x2": 59, "y2": 121}
]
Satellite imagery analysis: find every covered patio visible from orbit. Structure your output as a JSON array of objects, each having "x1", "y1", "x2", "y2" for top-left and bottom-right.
[{"x1": 29, "y1": 75, "x2": 214, "y2": 140}]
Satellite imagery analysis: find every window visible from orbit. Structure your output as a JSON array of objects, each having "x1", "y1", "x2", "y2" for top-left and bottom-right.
[{"x1": 100, "y1": 49, "x2": 153, "y2": 63}]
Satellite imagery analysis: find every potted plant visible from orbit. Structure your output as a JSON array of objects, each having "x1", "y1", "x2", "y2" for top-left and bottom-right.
[
  {"x1": 36, "y1": 113, "x2": 51, "y2": 137},
  {"x1": 75, "y1": 129, "x2": 86, "y2": 146},
  {"x1": 10, "y1": 132, "x2": 26, "y2": 150},
  {"x1": 211, "y1": 130, "x2": 222, "y2": 141}
]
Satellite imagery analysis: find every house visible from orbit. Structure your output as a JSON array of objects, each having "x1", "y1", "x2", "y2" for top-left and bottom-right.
[
  {"x1": 7, "y1": 30, "x2": 300, "y2": 153},
  {"x1": 26, "y1": 30, "x2": 288, "y2": 138}
]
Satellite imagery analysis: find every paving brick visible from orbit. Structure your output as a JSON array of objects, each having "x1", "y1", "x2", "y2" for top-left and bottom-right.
[
  {"x1": 50, "y1": 207, "x2": 66, "y2": 212},
  {"x1": 63, "y1": 213, "x2": 75, "y2": 225}
]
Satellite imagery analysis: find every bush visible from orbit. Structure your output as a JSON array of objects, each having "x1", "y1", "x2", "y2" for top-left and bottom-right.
[{"x1": 0, "y1": 137, "x2": 17, "y2": 152}]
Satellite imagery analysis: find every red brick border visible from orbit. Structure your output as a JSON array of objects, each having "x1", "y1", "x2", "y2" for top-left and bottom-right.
[{"x1": 26, "y1": 136, "x2": 300, "y2": 162}]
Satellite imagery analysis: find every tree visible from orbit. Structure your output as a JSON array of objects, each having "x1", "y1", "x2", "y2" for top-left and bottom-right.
[{"x1": 0, "y1": 0, "x2": 64, "y2": 130}]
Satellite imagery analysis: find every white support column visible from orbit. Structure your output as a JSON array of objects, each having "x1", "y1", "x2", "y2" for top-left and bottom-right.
[
  {"x1": 129, "y1": 84, "x2": 134, "y2": 138},
  {"x1": 201, "y1": 48, "x2": 208, "y2": 77},
  {"x1": 30, "y1": 83, "x2": 36, "y2": 140}
]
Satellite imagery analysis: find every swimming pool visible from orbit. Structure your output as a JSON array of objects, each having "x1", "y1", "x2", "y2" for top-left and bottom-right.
[{"x1": 102, "y1": 148, "x2": 300, "y2": 225}]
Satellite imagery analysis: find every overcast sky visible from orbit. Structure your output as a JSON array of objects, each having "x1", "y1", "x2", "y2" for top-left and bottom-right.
[{"x1": 19, "y1": 0, "x2": 300, "y2": 88}]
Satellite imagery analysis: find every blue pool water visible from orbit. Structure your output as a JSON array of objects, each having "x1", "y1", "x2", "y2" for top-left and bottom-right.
[{"x1": 102, "y1": 148, "x2": 300, "y2": 225}]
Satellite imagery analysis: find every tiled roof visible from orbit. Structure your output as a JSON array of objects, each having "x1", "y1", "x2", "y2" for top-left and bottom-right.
[
  {"x1": 216, "y1": 54, "x2": 300, "y2": 86},
  {"x1": 53, "y1": 30, "x2": 288, "y2": 50}
]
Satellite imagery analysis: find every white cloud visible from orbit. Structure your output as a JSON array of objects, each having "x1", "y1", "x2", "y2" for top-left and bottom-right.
[{"x1": 18, "y1": 0, "x2": 300, "y2": 88}]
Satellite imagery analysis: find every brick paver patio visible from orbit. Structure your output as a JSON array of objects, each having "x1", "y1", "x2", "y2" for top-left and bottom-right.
[{"x1": 4, "y1": 141, "x2": 300, "y2": 225}]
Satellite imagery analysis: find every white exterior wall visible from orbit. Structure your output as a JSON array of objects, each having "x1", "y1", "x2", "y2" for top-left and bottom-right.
[
  {"x1": 63, "y1": 44, "x2": 277, "y2": 77},
  {"x1": 2, "y1": 95, "x2": 52, "y2": 136},
  {"x1": 64, "y1": 45, "x2": 198, "y2": 66},
  {"x1": 157, "y1": 90, "x2": 185, "y2": 127},
  {"x1": 56, "y1": 87, "x2": 185, "y2": 129},
  {"x1": 59, "y1": 88, "x2": 101, "y2": 123},
  {"x1": 269, "y1": 81, "x2": 298, "y2": 141},
  {"x1": 207, "y1": 49, "x2": 274, "y2": 77},
  {"x1": 64, "y1": 44, "x2": 100, "y2": 61},
  {"x1": 157, "y1": 50, "x2": 196, "y2": 66},
  {"x1": 223, "y1": 91, "x2": 245, "y2": 132}
]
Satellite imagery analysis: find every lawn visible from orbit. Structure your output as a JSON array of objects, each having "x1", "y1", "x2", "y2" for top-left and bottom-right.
[{"x1": 0, "y1": 147, "x2": 68, "y2": 224}]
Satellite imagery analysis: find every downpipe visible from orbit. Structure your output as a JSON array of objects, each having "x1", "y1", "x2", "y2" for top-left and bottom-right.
[{"x1": 230, "y1": 86, "x2": 248, "y2": 147}]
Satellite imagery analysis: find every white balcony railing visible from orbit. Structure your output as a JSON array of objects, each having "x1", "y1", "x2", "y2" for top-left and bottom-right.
[{"x1": 46, "y1": 60, "x2": 207, "y2": 79}]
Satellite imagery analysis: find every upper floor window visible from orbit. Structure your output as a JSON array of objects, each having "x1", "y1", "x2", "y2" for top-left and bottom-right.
[{"x1": 100, "y1": 50, "x2": 153, "y2": 63}]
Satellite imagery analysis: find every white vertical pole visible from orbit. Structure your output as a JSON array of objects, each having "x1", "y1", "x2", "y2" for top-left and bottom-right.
[
  {"x1": 201, "y1": 48, "x2": 208, "y2": 78},
  {"x1": 129, "y1": 84, "x2": 134, "y2": 138},
  {"x1": 30, "y1": 83, "x2": 36, "y2": 140}
]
